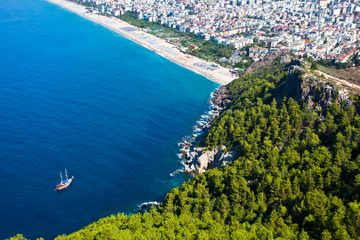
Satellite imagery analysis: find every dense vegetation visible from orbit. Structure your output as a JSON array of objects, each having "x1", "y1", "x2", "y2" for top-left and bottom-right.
[
  {"x1": 304, "y1": 55, "x2": 360, "y2": 70},
  {"x1": 202, "y1": 63, "x2": 360, "y2": 239},
  {"x1": 10, "y1": 60, "x2": 360, "y2": 239},
  {"x1": 317, "y1": 59, "x2": 352, "y2": 69},
  {"x1": 68, "y1": 0, "x2": 96, "y2": 7}
]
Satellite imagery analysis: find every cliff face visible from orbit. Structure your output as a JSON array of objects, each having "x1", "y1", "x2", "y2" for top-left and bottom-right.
[
  {"x1": 183, "y1": 146, "x2": 234, "y2": 175},
  {"x1": 278, "y1": 61, "x2": 352, "y2": 112},
  {"x1": 176, "y1": 87, "x2": 234, "y2": 176}
]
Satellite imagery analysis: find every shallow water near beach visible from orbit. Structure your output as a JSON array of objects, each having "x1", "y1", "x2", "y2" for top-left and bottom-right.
[{"x1": 0, "y1": 0, "x2": 219, "y2": 238}]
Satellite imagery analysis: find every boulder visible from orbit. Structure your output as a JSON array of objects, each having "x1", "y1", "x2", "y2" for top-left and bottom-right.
[{"x1": 185, "y1": 146, "x2": 235, "y2": 175}]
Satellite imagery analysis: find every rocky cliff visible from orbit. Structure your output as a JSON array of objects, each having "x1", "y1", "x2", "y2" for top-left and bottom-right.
[
  {"x1": 175, "y1": 87, "x2": 234, "y2": 176},
  {"x1": 182, "y1": 146, "x2": 235, "y2": 175},
  {"x1": 278, "y1": 60, "x2": 352, "y2": 112}
]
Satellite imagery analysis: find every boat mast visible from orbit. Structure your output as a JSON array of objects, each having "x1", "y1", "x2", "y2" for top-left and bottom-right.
[
  {"x1": 60, "y1": 171, "x2": 63, "y2": 183},
  {"x1": 65, "y1": 169, "x2": 68, "y2": 180}
]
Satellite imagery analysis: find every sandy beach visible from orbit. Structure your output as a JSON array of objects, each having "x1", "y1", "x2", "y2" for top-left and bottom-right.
[{"x1": 46, "y1": 0, "x2": 236, "y2": 85}]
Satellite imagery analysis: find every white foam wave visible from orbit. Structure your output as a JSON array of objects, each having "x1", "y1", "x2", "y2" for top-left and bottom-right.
[{"x1": 174, "y1": 88, "x2": 223, "y2": 173}]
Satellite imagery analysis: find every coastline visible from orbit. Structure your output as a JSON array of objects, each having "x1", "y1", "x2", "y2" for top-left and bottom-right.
[
  {"x1": 45, "y1": 0, "x2": 236, "y2": 85},
  {"x1": 172, "y1": 86, "x2": 233, "y2": 176}
]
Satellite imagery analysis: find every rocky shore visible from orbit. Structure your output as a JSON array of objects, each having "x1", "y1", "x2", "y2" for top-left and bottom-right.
[
  {"x1": 138, "y1": 201, "x2": 161, "y2": 213},
  {"x1": 172, "y1": 86, "x2": 235, "y2": 176}
]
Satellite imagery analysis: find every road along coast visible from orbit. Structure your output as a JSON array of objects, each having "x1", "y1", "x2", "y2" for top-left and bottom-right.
[{"x1": 46, "y1": 0, "x2": 236, "y2": 85}]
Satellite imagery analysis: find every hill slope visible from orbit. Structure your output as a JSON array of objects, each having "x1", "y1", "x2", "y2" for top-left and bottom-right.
[{"x1": 10, "y1": 56, "x2": 360, "y2": 240}]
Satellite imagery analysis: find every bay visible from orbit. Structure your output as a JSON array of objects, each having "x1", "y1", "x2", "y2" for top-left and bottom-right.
[{"x1": 0, "y1": 0, "x2": 219, "y2": 238}]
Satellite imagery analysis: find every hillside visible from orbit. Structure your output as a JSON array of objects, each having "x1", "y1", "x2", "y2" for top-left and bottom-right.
[
  {"x1": 318, "y1": 64, "x2": 360, "y2": 86},
  {"x1": 9, "y1": 56, "x2": 360, "y2": 240}
]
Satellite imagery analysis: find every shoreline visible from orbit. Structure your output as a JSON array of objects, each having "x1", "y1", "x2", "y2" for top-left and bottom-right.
[
  {"x1": 45, "y1": 0, "x2": 236, "y2": 85},
  {"x1": 171, "y1": 86, "x2": 232, "y2": 176}
]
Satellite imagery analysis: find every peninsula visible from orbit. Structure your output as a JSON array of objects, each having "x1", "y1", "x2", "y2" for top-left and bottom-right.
[{"x1": 46, "y1": 0, "x2": 236, "y2": 85}]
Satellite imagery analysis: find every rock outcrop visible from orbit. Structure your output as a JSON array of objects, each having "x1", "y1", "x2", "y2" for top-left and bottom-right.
[
  {"x1": 138, "y1": 201, "x2": 161, "y2": 213},
  {"x1": 183, "y1": 146, "x2": 234, "y2": 175},
  {"x1": 278, "y1": 61, "x2": 352, "y2": 112},
  {"x1": 173, "y1": 87, "x2": 233, "y2": 176}
]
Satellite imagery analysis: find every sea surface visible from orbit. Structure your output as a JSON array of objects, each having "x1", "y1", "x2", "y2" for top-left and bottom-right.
[{"x1": 0, "y1": 0, "x2": 219, "y2": 238}]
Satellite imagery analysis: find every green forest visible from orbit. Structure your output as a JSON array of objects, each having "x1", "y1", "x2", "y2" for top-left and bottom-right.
[{"x1": 10, "y1": 59, "x2": 360, "y2": 239}]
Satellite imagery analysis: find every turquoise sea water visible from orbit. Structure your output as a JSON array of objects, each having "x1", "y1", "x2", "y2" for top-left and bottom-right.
[{"x1": 0, "y1": 0, "x2": 219, "y2": 238}]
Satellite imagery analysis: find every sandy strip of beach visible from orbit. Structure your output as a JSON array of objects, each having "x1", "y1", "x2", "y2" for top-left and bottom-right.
[{"x1": 46, "y1": 0, "x2": 236, "y2": 85}]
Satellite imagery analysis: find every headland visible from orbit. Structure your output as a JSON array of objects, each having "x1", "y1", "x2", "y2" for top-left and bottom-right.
[{"x1": 46, "y1": 0, "x2": 236, "y2": 85}]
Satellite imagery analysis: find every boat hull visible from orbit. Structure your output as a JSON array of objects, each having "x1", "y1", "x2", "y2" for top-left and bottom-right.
[{"x1": 56, "y1": 177, "x2": 74, "y2": 190}]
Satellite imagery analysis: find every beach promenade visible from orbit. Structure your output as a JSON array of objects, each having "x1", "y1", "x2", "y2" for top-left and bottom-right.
[{"x1": 46, "y1": 0, "x2": 236, "y2": 85}]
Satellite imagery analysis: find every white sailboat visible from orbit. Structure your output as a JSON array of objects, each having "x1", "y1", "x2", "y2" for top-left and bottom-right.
[{"x1": 55, "y1": 169, "x2": 74, "y2": 191}]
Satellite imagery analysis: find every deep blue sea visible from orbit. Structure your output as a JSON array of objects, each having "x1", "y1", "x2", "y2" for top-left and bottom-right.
[{"x1": 0, "y1": 0, "x2": 219, "y2": 238}]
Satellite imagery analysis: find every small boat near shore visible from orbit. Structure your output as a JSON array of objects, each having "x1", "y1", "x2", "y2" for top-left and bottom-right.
[{"x1": 55, "y1": 169, "x2": 74, "y2": 191}]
